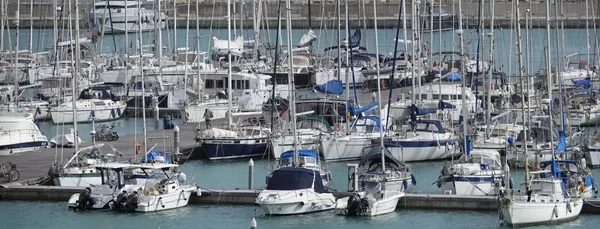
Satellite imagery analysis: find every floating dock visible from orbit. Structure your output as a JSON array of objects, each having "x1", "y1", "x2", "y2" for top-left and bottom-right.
[{"x1": 1, "y1": 185, "x2": 599, "y2": 214}]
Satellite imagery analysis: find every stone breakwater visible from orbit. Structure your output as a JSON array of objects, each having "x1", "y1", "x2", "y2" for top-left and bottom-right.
[{"x1": 1, "y1": 1, "x2": 596, "y2": 29}]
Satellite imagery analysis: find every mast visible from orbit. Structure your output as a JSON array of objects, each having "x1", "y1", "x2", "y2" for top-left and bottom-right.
[
  {"x1": 29, "y1": 0, "x2": 33, "y2": 52},
  {"x1": 173, "y1": 0, "x2": 177, "y2": 54},
  {"x1": 515, "y1": 0, "x2": 529, "y2": 186},
  {"x1": 374, "y1": 0, "x2": 384, "y2": 172},
  {"x1": 1, "y1": 0, "x2": 4, "y2": 51},
  {"x1": 486, "y1": 0, "x2": 494, "y2": 138},
  {"x1": 227, "y1": 0, "x2": 233, "y2": 127},
  {"x1": 196, "y1": 0, "x2": 201, "y2": 102},
  {"x1": 73, "y1": 0, "x2": 82, "y2": 157},
  {"x1": 184, "y1": 0, "x2": 191, "y2": 99},
  {"x1": 285, "y1": 0, "x2": 298, "y2": 164},
  {"x1": 344, "y1": 0, "x2": 350, "y2": 134},
  {"x1": 457, "y1": 0, "x2": 468, "y2": 157},
  {"x1": 587, "y1": 0, "x2": 591, "y2": 70},
  {"x1": 545, "y1": 0, "x2": 554, "y2": 170},
  {"x1": 139, "y1": 0, "x2": 148, "y2": 154},
  {"x1": 13, "y1": 1, "x2": 19, "y2": 106}
]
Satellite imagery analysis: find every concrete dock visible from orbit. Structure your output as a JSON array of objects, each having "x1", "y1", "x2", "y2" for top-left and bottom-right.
[
  {"x1": 0, "y1": 122, "x2": 201, "y2": 183},
  {"x1": 1, "y1": 185, "x2": 599, "y2": 214}
]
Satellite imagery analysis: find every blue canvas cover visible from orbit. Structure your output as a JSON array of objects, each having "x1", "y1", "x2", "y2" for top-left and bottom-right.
[
  {"x1": 140, "y1": 149, "x2": 170, "y2": 164},
  {"x1": 555, "y1": 131, "x2": 567, "y2": 153},
  {"x1": 573, "y1": 78, "x2": 592, "y2": 88},
  {"x1": 266, "y1": 167, "x2": 326, "y2": 193},
  {"x1": 280, "y1": 149, "x2": 319, "y2": 162},
  {"x1": 443, "y1": 72, "x2": 462, "y2": 81},
  {"x1": 348, "y1": 101, "x2": 378, "y2": 116},
  {"x1": 314, "y1": 80, "x2": 344, "y2": 94}
]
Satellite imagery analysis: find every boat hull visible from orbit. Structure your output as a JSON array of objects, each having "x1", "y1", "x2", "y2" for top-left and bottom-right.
[
  {"x1": 501, "y1": 198, "x2": 583, "y2": 227},
  {"x1": 320, "y1": 137, "x2": 372, "y2": 161},
  {"x1": 136, "y1": 188, "x2": 194, "y2": 212},
  {"x1": 51, "y1": 105, "x2": 127, "y2": 124},
  {"x1": 255, "y1": 189, "x2": 336, "y2": 215},
  {"x1": 201, "y1": 139, "x2": 268, "y2": 160},
  {"x1": 384, "y1": 139, "x2": 458, "y2": 162},
  {"x1": 54, "y1": 174, "x2": 102, "y2": 187},
  {"x1": 439, "y1": 175, "x2": 503, "y2": 196}
]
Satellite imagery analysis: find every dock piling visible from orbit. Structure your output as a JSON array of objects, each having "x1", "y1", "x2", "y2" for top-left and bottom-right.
[
  {"x1": 250, "y1": 217, "x2": 257, "y2": 229},
  {"x1": 248, "y1": 159, "x2": 254, "y2": 190},
  {"x1": 174, "y1": 125, "x2": 180, "y2": 155},
  {"x1": 153, "y1": 96, "x2": 160, "y2": 130}
]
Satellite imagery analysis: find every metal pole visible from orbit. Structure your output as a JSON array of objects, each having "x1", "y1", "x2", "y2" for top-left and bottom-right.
[
  {"x1": 248, "y1": 158, "x2": 254, "y2": 190},
  {"x1": 154, "y1": 96, "x2": 160, "y2": 129}
]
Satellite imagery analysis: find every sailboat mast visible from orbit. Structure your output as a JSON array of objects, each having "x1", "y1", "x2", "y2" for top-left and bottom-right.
[
  {"x1": 586, "y1": 0, "x2": 591, "y2": 69},
  {"x1": 344, "y1": 0, "x2": 350, "y2": 133},
  {"x1": 514, "y1": 0, "x2": 529, "y2": 185},
  {"x1": 457, "y1": 0, "x2": 468, "y2": 157},
  {"x1": 195, "y1": 0, "x2": 200, "y2": 102},
  {"x1": 184, "y1": 0, "x2": 190, "y2": 97},
  {"x1": 486, "y1": 0, "x2": 494, "y2": 138},
  {"x1": 545, "y1": 0, "x2": 554, "y2": 162},
  {"x1": 285, "y1": 0, "x2": 298, "y2": 163},
  {"x1": 227, "y1": 0, "x2": 233, "y2": 127},
  {"x1": 13, "y1": 0, "x2": 19, "y2": 106},
  {"x1": 173, "y1": 0, "x2": 177, "y2": 53},
  {"x1": 373, "y1": 0, "x2": 384, "y2": 171},
  {"x1": 29, "y1": 0, "x2": 33, "y2": 52},
  {"x1": 73, "y1": 0, "x2": 83, "y2": 156},
  {"x1": 139, "y1": 0, "x2": 148, "y2": 154}
]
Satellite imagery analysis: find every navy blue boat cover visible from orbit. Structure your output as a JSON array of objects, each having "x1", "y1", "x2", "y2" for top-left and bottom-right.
[{"x1": 266, "y1": 167, "x2": 326, "y2": 193}]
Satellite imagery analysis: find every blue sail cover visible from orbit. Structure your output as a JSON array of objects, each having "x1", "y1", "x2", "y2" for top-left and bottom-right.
[
  {"x1": 266, "y1": 167, "x2": 326, "y2": 193},
  {"x1": 443, "y1": 72, "x2": 462, "y2": 81},
  {"x1": 280, "y1": 149, "x2": 319, "y2": 162},
  {"x1": 555, "y1": 131, "x2": 567, "y2": 153},
  {"x1": 140, "y1": 149, "x2": 170, "y2": 164},
  {"x1": 438, "y1": 100, "x2": 456, "y2": 109},
  {"x1": 410, "y1": 104, "x2": 437, "y2": 122},
  {"x1": 572, "y1": 78, "x2": 591, "y2": 88},
  {"x1": 348, "y1": 101, "x2": 378, "y2": 116},
  {"x1": 360, "y1": 116, "x2": 384, "y2": 131},
  {"x1": 314, "y1": 80, "x2": 344, "y2": 94}
]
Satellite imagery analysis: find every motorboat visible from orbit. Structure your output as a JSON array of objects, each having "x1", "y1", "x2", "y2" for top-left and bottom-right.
[
  {"x1": 0, "y1": 112, "x2": 48, "y2": 155},
  {"x1": 275, "y1": 150, "x2": 332, "y2": 186},
  {"x1": 255, "y1": 167, "x2": 335, "y2": 215},
  {"x1": 90, "y1": 0, "x2": 166, "y2": 34},
  {"x1": 197, "y1": 126, "x2": 270, "y2": 160}
]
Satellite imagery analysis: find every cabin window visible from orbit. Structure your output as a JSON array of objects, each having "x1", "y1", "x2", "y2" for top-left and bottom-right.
[
  {"x1": 427, "y1": 124, "x2": 440, "y2": 132},
  {"x1": 206, "y1": 79, "x2": 214, "y2": 88},
  {"x1": 236, "y1": 80, "x2": 242, "y2": 89},
  {"x1": 245, "y1": 80, "x2": 249, "y2": 89},
  {"x1": 441, "y1": 95, "x2": 449, "y2": 100},
  {"x1": 432, "y1": 94, "x2": 439, "y2": 100},
  {"x1": 216, "y1": 80, "x2": 224, "y2": 88}
]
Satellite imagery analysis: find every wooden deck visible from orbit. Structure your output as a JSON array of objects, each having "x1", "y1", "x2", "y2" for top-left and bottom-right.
[{"x1": 0, "y1": 122, "x2": 202, "y2": 183}]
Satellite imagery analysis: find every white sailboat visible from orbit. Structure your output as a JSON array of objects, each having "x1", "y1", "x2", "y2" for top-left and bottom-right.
[
  {"x1": 499, "y1": 0, "x2": 583, "y2": 226},
  {"x1": 255, "y1": 0, "x2": 336, "y2": 215},
  {"x1": 335, "y1": 0, "x2": 412, "y2": 217}
]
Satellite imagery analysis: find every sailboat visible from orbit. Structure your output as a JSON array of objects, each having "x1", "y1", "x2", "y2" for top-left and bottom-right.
[
  {"x1": 499, "y1": 0, "x2": 583, "y2": 226},
  {"x1": 334, "y1": 0, "x2": 413, "y2": 217},
  {"x1": 255, "y1": 0, "x2": 336, "y2": 215}
]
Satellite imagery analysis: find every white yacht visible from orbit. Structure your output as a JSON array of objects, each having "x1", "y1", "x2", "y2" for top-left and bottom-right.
[
  {"x1": 255, "y1": 166, "x2": 336, "y2": 215},
  {"x1": 383, "y1": 120, "x2": 459, "y2": 162},
  {"x1": 0, "y1": 112, "x2": 48, "y2": 155},
  {"x1": 90, "y1": 0, "x2": 166, "y2": 34},
  {"x1": 50, "y1": 99, "x2": 127, "y2": 124}
]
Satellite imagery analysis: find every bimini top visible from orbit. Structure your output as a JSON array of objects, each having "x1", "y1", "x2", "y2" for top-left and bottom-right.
[
  {"x1": 280, "y1": 149, "x2": 318, "y2": 162},
  {"x1": 266, "y1": 167, "x2": 325, "y2": 193},
  {"x1": 359, "y1": 145, "x2": 405, "y2": 171}
]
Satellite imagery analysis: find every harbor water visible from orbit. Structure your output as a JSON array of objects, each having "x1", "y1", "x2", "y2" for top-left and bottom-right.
[{"x1": 1, "y1": 26, "x2": 599, "y2": 227}]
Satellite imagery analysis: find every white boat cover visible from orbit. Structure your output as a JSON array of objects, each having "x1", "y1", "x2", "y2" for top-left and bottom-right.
[{"x1": 200, "y1": 128, "x2": 238, "y2": 139}]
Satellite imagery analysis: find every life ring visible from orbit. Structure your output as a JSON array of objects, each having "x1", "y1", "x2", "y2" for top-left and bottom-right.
[
  {"x1": 135, "y1": 144, "x2": 141, "y2": 155},
  {"x1": 185, "y1": 112, "x2": 190, "y2": 121}
]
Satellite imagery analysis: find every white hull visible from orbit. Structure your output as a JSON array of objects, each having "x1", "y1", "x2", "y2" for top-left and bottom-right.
[
  {"x1": 387, "y1": 144, "x2": 457, "y2": 162},
  {"x1": 335, "y1": 192, "x2": 405, "y2": 216},
  {"x1": 50, "y1": 101, "x2": 127, "y2": 124},
  {"x1": 183, "y1": 101, "x2": 232, "y2": 123},
  {"x1": 320, "y1": 135, "x2": 374, "y2": 161},
  {"x1": 256, "y1": 189, "x2": 336, "y2": 215},
  {"x1": 271, "y1": 134, "x2": 319, "y2": 159},
  {"x1": 136, "y1": 187, "x2": 195, "y2": 212},
  {"x1": 54, "y1": 175, "x2": 102, "y2": 187},
  {"x1": 439, "y1": 177, "x2": 501, "y2": 195},
  {"x1": 100, "y1": 21, "x2": 165, "y2": 34},
  {"x1": 501, "y1": 198, "x2": 583, "y2": 227}
]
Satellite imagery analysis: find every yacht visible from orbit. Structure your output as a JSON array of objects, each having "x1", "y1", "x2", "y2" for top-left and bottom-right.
[
  {"x1": 90, "y1": 0, "x2": 166, "y2": 34},
  {"x1": 275, "y1": 149, "x2": 333, "y2": 186},
  {"x1": 255, "y1": 166, "x2": 336, "y2": 215},
  {"x1": 0, "y1": 112, "x2": 48, "y2": 155},
  {"x1": 382, "y1": 119, "x2": 459, "y2": 162},
  {"x1": 196, "y1": 126, "x2": 270, "y2": 160},
  {"x1": 271, "y1": 116, "x2": 331, "y2": 159},
  {"x1": 50, "y1": 99, "x2": 127, "y2": 124}
]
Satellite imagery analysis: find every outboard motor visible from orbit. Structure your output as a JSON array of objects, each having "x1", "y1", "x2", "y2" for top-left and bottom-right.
[
  {"x1": 124, "y1": 191, "x2": 139, "y2": 212},
  {"x1": 346, "y1": 193, "x2": 368, "y2": 216},
  {"x1": 114, "y1": 191, "x2": 128, "y2": 211},
  {"x1": 75, "y1": 187, "x2": 93, "y2": 211}
]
